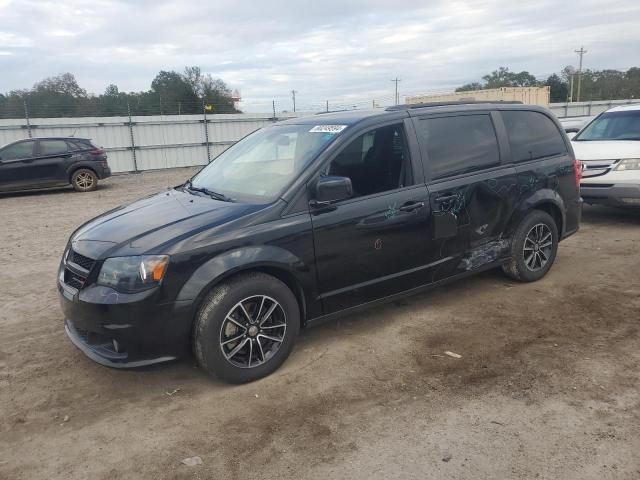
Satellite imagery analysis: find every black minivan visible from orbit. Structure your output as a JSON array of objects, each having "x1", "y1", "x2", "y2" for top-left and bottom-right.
[
  {"x1": 0, "y1": 137, "x2": 110, "y2": 193},
  {"x1": 58, "y1": 102, "x2": 582, "y2": 383}
]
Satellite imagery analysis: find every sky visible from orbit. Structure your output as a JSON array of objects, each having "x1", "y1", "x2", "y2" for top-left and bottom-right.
[{"x1": 1, "y1": 0, "x2": 640, "y2": 111}]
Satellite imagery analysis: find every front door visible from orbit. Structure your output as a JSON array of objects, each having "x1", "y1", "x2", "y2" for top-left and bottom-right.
[
  {"x1": 310, "y1": 121, "x2": 436, "y2": 313},
  {"x1": 0, "y1": 140, "x2": 37, "y2": 191}
]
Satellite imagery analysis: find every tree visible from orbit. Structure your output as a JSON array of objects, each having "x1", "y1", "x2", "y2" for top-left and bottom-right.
[
  {"x1": 455, "y1": 82, "x2": 484, "y2": 92},
  {"x1": 33, "y1": 73, "x2": 87, "y2": 98},
  {"x1": 482, "y1": 67, "x2": 539, "y2": 88},
  {"x1": 544, "y1": 74, "x2": 568, "y2": 102},
  {"x1": 151, "y1": 70, "x2": 198, "y2": 113},
  {"x1": 104, "y1": 84, "x2": 119, "y2": 96}
]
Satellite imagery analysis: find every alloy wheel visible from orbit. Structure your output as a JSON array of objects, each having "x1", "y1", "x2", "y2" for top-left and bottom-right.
[
  {"x1": 523, "y1": 223, "x2": 553, "y2": 272},
  {"x1": 75, "y1": 172, "x2": 94, "y2": 190},
  {"x1": 219, "y1": 295, "x2": 287, "y2": 368}
]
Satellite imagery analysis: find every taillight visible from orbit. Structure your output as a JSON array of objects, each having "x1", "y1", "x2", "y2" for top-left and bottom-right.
[
  {"x1": 573, "y1": 159, "x2": 582, "y2": 189},
  {"x1": 89, "y1": 148, "x2": 105, "y2": 155}
]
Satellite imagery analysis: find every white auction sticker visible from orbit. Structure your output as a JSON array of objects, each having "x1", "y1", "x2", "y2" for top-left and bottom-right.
[{"x1": 309, "y1": 125, "x2": 347, "y2": 133}]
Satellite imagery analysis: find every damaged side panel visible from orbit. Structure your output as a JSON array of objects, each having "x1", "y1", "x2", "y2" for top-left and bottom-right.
[{"x1": 457, "y1": 238, "x2": 511, "y2": 270}]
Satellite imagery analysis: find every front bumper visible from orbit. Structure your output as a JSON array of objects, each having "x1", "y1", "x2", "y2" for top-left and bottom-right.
[
  {"x1": 580, "y1": 183, "x2": 640, "y2": 207},
  {"x1": 59, "y1": 281, "x2": 193, "y2": 368}
]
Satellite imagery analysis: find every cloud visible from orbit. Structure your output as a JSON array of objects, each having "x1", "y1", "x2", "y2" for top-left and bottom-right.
[{"x1": 0, "y1": 0, "x2": 639, "y2": 110}]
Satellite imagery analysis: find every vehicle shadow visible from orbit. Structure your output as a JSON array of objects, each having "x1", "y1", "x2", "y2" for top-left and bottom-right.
[{"x1": 582, "y1": 204, "x2": 640, "y2": 225}]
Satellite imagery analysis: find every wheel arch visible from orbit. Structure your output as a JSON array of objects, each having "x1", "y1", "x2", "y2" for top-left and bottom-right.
[
  {"x1": 68, "y1": 164, "x2": 99, "y2": 183},
  {"x1": 177, "y1": 246, "x2": 313, "y2": 329},
  {"x1": 505, "y1": 189, "x2": 566, "y2": 239}
]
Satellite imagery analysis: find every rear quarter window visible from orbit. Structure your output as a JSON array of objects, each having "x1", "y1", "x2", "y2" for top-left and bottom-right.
[
  {"x1": 39, "y1": 140, "x2": 69, "y2": 155},
  {"x1": 502, "y1": 111, "x2": 566, "y2": 162}
]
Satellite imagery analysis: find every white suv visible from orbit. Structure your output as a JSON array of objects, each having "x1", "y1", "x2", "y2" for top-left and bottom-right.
[{"x1": 572, "y1": 104, "x2": 640, "y2": 207}]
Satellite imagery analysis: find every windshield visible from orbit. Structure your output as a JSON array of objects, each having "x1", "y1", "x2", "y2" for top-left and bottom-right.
[
  {"x1": 189, "y1": 124, "x2": 342, "y2": 202},
  {"x1": 575, "y1": 110, "x2": 640, "y2": 141}
]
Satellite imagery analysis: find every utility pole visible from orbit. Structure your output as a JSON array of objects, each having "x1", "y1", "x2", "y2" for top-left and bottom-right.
[
  {"x1": 574, "y1": 46, "x2": 587, "y2": 102},
  {"x1": 23, "y1": 98, "x2": 32, "y2": 138},
  {"x1": 390, "y1": 78, "x2": 401, "y2": 105},
  {"x1": 569, "y1": 74, "x2": 575, "y2": 103},
  {"x1": 291, "y1": 90, "x2": 297, "y2": 112}
]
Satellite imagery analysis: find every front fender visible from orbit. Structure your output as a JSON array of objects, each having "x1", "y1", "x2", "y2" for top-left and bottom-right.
[{"x1": 175, "y1": 245, "x2": 311, "y2": 303}]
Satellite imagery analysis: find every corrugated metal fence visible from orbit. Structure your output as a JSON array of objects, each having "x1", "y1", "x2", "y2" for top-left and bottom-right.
[
  {"x1": 0, "y1": 112, "x2": 301, "y2": 173},
  {"x1": 548, "y1": 99, "x2": 638, "y2": 118},
  {"x1": 1, "y1": 99, "x2": 638, "y2": 173}
]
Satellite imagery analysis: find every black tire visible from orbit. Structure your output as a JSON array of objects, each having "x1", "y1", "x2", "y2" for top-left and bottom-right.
[
  {"x1": 502, "y1": 210, "x2": 559, "y2": 282},
  {"x1": 193, "y1": 272, "x2": 300, "y2": 383},
  {"x1": 71, "y1": 168, "x2": 98, "y2": 192}
]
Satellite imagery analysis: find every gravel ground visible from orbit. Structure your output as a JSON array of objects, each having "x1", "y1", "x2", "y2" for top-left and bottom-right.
[{"x1": 1, "y1": 169, "x2": 639, "y2": 480}]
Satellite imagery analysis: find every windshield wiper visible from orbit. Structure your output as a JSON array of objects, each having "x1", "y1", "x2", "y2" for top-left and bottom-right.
[{"x1": 184, "y1": 180, "x2": 234, "y2": 202}]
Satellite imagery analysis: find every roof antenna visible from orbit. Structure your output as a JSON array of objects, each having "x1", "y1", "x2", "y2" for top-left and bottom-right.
[{"x1": 70, "y1": 128, "x2": 77, "y2": 137}]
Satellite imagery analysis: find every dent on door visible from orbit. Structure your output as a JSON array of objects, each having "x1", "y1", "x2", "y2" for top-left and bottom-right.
[{"x1": 429, "y1": 172, "x2": 517, "y2": 279}]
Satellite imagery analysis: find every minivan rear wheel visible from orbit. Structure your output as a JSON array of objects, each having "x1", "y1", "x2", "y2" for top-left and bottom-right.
[
  {"x1": 502, "y1": 210, "x2": 558, "y2": 282},
  {"x1": 193, "y1": 272, "x2": 300, "y2": 383},
  {"x1": 71, "y1": 168, "x2": 98, "y2": 192}
]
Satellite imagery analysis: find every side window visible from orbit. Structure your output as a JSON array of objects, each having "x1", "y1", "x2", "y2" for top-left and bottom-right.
[
  {"x1": 325, "y1": 123, "x2": 413, "y2": 198},
  {"x1": 502, "y1": 111, "x2": 566, "y2": 162},
  {"x1": 416, "y1": 114, "x2": 500, "y2": 180},
  {"x1": 0, "y1": 141, "x2": 35, "y2": 160},
  {"x1": 39, "y1": 140, "x2": 69, "y2": 155}
]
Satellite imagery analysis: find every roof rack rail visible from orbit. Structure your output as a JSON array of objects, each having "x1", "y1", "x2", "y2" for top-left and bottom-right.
[{"x1": 385, "y1": 100, "x2": 523, "y2": 111}]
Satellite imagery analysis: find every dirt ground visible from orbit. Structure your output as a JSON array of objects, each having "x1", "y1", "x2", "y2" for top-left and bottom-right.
[{"x1": 1, "y1": 169, "x2": 639, "y2": 480}]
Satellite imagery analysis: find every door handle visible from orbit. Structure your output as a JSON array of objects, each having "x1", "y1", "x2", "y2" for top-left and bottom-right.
[
  {"x1": 435, "y1": 193, "x2": 457, "y2": 203},
  {"x1": 399, "y1": 201, "x2": 425, "y2": 212}
]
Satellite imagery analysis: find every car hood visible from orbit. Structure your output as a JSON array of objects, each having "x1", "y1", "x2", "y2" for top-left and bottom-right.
[
  {"x1": 71, "y1": 188, "x2": 263, "y2": 259},
  {"x1": 571, "y1": 140, "x2": 640, "y2": 160}
]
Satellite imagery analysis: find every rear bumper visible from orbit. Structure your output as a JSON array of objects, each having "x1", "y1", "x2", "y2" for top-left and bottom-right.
[
  {"x1": 561, "y1": 197, "x2": 583, "y2": 240},
  {"x1": 580, "y1": 183, "x2": 640, "y2": 206},
  {"x1": 98, "y1": 164, "x2": 112, "y2": 179}
]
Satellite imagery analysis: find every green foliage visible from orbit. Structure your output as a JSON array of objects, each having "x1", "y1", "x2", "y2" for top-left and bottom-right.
[
  {"x1": 458, "y1": 65, "x2": 640, "y2": 103},
  {"x1": 0, "y1": 69, "x2": 240, "y2": 118},
  {"x1": 482, "y1": 67, "x2": 539, "y2": 88},
  {"x1": 455, "y1": 82, "x2": 484, "y2": 92}
]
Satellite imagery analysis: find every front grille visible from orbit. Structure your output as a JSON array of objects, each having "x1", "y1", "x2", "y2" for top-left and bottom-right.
[
  {"x1": 68, "y1": 250, "x2": 95, "y2": 271},
  {"x1": 63, "y1": 249, "x2": 96, "y2": 290},
  {"x1": 64, "y1": 269, "x2": 86, "y2": 290},
  {"x1": 582, "y1": 159, "x2": 619, "y2": 178}
]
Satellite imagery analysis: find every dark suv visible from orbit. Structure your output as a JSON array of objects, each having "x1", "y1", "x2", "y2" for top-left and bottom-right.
[
  {"x1": 0, "y1": 137, "x2": 110, "y2": 193},
  {"x1": 58, "y1": 102, "x2": 582, "y2": 383}
]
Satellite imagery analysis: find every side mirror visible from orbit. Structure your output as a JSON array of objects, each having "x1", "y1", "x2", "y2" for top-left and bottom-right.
[{"x1": 312, "y1": 176, "x2": 353, "y2": 206}]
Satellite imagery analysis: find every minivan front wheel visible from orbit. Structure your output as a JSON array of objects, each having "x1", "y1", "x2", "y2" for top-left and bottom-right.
[
  {"x1": 193, "y1": 272, "x2": 300, "y2": 383},
  {"x1": 71, "y1": 169, "x2": 98, "y2": 192},
  {"x1": 502, "y1": 210, "x2": 558, "y2": 282}
]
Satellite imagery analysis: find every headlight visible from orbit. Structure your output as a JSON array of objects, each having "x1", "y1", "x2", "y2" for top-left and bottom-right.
[
  {"x1": 615, "y1": 158, "x2": 640, "y2": 171},
  {"x1": 97, "y1": 255, "x2": 169, "y2": 293}
]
